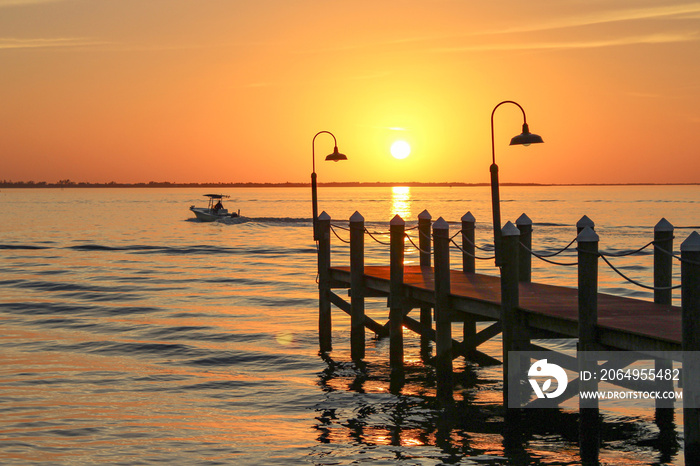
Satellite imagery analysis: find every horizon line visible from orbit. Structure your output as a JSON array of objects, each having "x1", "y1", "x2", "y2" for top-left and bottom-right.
[{"x1": 2, "y1": 181, "x2": 699, "y2": 188}]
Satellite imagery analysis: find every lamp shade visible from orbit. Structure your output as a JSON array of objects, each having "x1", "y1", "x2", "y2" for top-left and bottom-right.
[
  {"x1": 510, "y1": 123, "x2": 543, "y2": 146},
  {"x1": 325, "y1": 146, "x2": 348, "y2": 162}
]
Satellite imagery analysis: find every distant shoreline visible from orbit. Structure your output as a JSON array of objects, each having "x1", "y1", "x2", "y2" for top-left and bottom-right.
[{"x1": 1, "y1": 181, "x2": 698, "y2": 189}]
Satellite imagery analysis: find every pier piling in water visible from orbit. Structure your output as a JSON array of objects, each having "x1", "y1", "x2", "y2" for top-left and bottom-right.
[
  {"x1": 350, "y1": 211, "x2": 365, "y2": 361},
  {"x1": 654, "y1": 219, "x2": 675, "y2": 414},
  {"x1": 317, "y1": 211, "x2": 332, "y2": 352},
  {"x1": 389, "y1": 215, "x2": 405, "y2": 372},
  {"x1": 577, "y1": 225, "x2": 601, "y2": 461},
  {"x1": 418, "y1": 210, "x2": 433, "y2": 356},
  {"x1": 499, "y1": 222, "x2": 521, "y2": 407},
  {"x1": 433, "y1": 217, "x2": 453, "y2": 399},
  {"x1": 682, "y1": 231, "x2": 700, "y2": 464}
]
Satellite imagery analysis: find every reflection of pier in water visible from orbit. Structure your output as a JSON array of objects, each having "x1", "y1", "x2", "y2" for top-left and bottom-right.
[
  {"x1": 314, "y1": 356, "x2": 680, "y2": 463},
  {"x1": 315, "y1": 209, "x2": 700, "y2": 464}
]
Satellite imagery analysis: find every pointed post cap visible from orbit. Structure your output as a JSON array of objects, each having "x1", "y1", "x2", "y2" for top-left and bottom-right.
[
  {"x1": 418, "y1": 209, "x2": 432, "y2": 220},
  {"x1": 654, "y1": 218, "x2": 674, "y2": 232},
  {"x1": 461, "y1": 211, "x2": 475, "y2": 223},
  {"x1": 516, "y1": 213, "x2": 532, "y2": 226},
  {"x1": 577, "y1": 215, "x2": 595, "y2": 230},
  {"x1": 433, "y1": 217, "x2": 449, "y2": 230},
  {"x1": 681, "y1": 231, "x2": 700, "y2": 252},
  {"x1": 577, "y1": 226, "x2": 599, "y2": 243},
  {"x1": 502, "y1": 221, "x2": 520, "y2": 237},
  {"x1": 318, "y1": 211, "x2": 331, "y2": 221},
  {"x1": 390, "y1": 214, "x2": 405, "y2": 226},
  {"x1": 349, "y1": 211, "x2": 364, "y2": 223}
]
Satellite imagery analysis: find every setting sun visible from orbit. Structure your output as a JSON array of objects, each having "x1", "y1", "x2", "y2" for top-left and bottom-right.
[{"x1": 390, "y1": 140, "x2": 411, "y2": 160}]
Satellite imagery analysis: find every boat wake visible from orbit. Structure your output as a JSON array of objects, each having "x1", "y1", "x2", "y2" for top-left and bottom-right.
[{"x1": 187, "y1": 216, "x2": 310, "y2": 226}]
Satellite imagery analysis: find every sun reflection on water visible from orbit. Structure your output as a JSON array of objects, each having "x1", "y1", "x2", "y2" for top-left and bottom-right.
[{"x1": 391, "y1": 186, "x2": 411, "y2": 220}]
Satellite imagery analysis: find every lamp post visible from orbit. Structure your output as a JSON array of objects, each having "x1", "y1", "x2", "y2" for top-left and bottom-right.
[
  {"x1": 490, "y1": 101, "x2": 543, "y2": 266},
  {"x1": 312, "y1": 131, "x2": 347, "y2": 240}
]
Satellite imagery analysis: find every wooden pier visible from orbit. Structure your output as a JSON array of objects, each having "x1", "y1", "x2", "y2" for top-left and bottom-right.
[{"x1": 315, "y1": 209, "x2": 700, "y2": 463}]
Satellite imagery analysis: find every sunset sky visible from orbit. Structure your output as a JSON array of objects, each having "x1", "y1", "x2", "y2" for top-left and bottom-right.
[{"x1": 2, "y1": 0, "x2": 699, "y2": 184}]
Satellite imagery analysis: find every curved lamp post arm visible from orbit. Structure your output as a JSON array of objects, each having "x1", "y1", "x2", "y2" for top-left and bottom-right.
[
  {"x1": 490, "y1": 100, "x2": 542, "y2": 266},
  {"x1": 491, "y1": 101, "x2": 528, "y2": 165},
  {"x1": 312, "y1": 130, "x2": 338, "y2": 174}
]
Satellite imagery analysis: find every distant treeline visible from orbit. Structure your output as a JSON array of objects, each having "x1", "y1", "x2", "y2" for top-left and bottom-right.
[
  {"x1": 0, "y1": 180, "x2": 502, "y2": 188},
  {"x1": 1, "y1": 180, "x2": 697, "y2": 188}
]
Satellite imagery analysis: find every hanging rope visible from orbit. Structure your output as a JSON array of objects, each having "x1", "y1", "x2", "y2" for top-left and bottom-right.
[
  {"x1": 599, "y1": 254, "x2": 682, "y2": 291},
  {"x1": 520, "y1": 243, "x2": 578, "y2": 266},
  {"x1": 449, "y1": 238, "x2": 495, "y2": 261},
  {"x1": 459, "y1": 232, "x2": 496, "y2": 252},
  {"x1": 654, "y1": 242, "x2": 700, "y2": 266},
  {"x1": 522, "y1": 237, "x2": 577, "y2": 258},
  {"x1": 364, "y1": 227, "x2": 391, "y2": 246},
  {"x1": 329, "y1": 225, "x2": 351, "y2": 244},
  {"x1": 404, "y1": 232, "x2": 431, "y2": 255},
  {"x1": 599, "y1": 241, "x2": 654, "y2": 257}
]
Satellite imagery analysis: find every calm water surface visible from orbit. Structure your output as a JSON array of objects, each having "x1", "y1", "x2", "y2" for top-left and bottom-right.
[{"x1": 1, "y1": 186, "x2": 698, "y2": 465}]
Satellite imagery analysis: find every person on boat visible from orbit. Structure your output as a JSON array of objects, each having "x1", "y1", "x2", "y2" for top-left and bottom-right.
[{"x1": 213, "y1": 200, "x2": 223, "y2": 212}]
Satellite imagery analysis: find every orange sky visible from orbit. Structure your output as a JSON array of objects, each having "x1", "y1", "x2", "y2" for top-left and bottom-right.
[{"x1": 1, "y1": 1, "x2": 699, "y2": 184}]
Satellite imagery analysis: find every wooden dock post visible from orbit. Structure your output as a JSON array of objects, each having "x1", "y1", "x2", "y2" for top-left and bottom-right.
[
  {"x1": 317, "y1": 211, "x2": 332, "y2": 352},
  {"x1": 516, "y1": 213, "x2": 532, "y2": 283},
  {"x1": 577, "y1": 215, "x2": 595, "y2": 234},
  {"x1": 577, "y1": 225, "x2": 600, "y2": 462},
  {"x1": 461, "y1": 212, "x2": 476, "y2": 274},
  {"x1": 654, "y1": 218, "x2": 675, "y2": 413},
  {"x1": 418, "y1": 210, "x2": 432, "y2": 267},
  {"x1": 433, "y1": 217, "x2": 453, "y2": 399},
  {"x1": 500, "y1": 221, "x2": 522, "y2": 407},
  {"x1": 460, "y1": 212, "x2": 477, "y2": 354},
  {"x1": 418, "y1": 210, "x2": 433, "y2": 357},
  {"x1": 389, "y1": 214, "x2": 405, "y2": 372},
  {"x1": 349, "y1": 211, "x2": 365, "y2": 361},
  {"x1": 682, "y1": 231, "x2": 700, "y2": 464}
]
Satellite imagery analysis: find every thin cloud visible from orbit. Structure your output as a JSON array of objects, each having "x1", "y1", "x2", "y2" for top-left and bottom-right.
[
  {"x1": 0, "y1": 0, "x2": 66, "y2": 6},
  {"x1": 0, "y1": 37, "x2": 107, "y2": 49},
  {"x1": 434, "y1": 31, "x2": 700, "y2": 53},
  {"x1": 486, "y1": 3, "x2": 700, "y2": 35}
]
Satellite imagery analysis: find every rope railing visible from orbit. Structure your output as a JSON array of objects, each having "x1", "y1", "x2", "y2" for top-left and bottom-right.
[
  {"x1": 451, "y1": 228, "x2": 496, "y2": 252},
  {"x1": 520, "y1": 243, "x2": 578, "y2": 267},
  {"x1": 330, "y1": 219, "x2": 700, "y2": 277},
  {"x1": 523, "y1": 237, "x2": 577, "y2": 258},
  {"x1": 449, "y1": 238, "x2": 496, "y2": 261},
  {"x1": 599, "y1": 241, "x2": 654, "y2": 257},
  {"x1": 404, "y1": 232, "x2": 430, "y2": 255},
  {"x1": 598, "y1": 253, "x2": 681, "y2": 291},
  {"x1": 654, "y1": 242, "x2": 700, "y2": 266},
  {"x1": 329, "y1": 225, "x2": 351, "y2": 244},
  {"x1": 576, "y1": 248, "x2": 682, "y2": 291},
  {"x1": 364, "y1": 227, "x2": 391, "y2": 246}
]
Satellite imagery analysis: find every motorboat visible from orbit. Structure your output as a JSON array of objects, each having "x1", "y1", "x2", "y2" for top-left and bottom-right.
[{"x1": 190, "y1": 194, "x2": 240, "y2": 222}]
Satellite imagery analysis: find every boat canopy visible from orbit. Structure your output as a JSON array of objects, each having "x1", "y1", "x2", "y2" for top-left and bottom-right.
[{"x1": 203, "y1": 194, "x2": 230, "y2": 199}]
